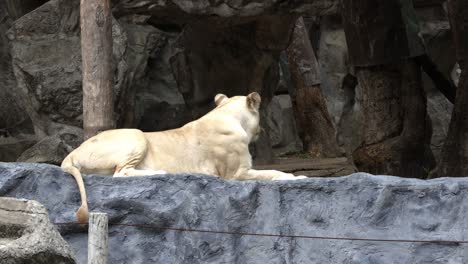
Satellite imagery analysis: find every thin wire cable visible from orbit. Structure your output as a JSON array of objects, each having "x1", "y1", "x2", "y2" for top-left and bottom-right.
[{"x1": 54, "y1": 222, "x2": 468, "y2": 244}]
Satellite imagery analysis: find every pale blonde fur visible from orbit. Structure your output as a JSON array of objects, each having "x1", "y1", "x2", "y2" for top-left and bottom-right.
[{"x1": 61, "y1": 92, "x2": 306, "y2": 223}]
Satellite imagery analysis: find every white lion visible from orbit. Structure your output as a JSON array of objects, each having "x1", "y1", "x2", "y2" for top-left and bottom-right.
[{"x1": 61, "y1": 92, "x2": 306, "y2": 223}]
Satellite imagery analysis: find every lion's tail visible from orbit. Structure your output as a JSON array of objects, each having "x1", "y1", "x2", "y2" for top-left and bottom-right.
[{"x1": 61, "y1": 156, "x2": 89, "y2": 224}]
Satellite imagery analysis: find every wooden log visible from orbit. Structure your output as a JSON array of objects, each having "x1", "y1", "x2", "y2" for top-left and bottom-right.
[
  {"x1": 81, "y1": 0, "x2": 114, "y2": 140},
  {"x1": 88, "y1": 213, "x2": 108, "y2": 264}
]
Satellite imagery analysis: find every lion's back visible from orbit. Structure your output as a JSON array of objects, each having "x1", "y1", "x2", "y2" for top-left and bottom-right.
[{"x1": 67, "y1": 129, "x2": 149, "y2": 173}]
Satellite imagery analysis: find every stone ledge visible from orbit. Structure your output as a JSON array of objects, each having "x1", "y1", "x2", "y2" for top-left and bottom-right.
[
  {"x1": 1, "y1": 162, "x2": 467, "y2": 264},
  {"x1": 0, "y1": 197, "x2": 76, "y2": 264}
]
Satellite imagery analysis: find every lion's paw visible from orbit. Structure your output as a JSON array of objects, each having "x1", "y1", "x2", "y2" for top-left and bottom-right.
[
  {"x1": 273, "y1": 174, "x2": 307, "y2": 181},
  {"x1": 152, "y1": 170, "x2": 167, "y2": 175}
]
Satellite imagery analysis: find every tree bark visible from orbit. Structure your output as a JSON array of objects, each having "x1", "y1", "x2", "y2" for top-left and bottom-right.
[
  {"x1": 286, "y1": 17, "x2": 343, "y2": 158},
  {"x1": 342, "y1": 0, "x2": 435, "y2": 177},
  {"x1": 352, "y1": 61, "x2": 435, "y2": 178},
  {"x1": 81, "y1": 0, "x2": 114, "y2": 140},
  {"x1": 436, "y1": 0, "x2": 468, "y2": 176}
]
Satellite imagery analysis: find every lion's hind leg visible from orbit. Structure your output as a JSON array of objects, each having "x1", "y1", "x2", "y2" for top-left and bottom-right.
[
  {"x1": 109, "y1": 132, "x2": 167, "y2": 177},
  {"x1": 113, "y1": 156, "x2": 167, "y2": 176}
]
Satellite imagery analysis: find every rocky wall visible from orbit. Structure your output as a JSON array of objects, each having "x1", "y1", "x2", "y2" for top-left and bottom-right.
[
  {"x1": 1, "y1": 162, "x2": 467, "y2": 263},
  {"x1": 0, "y1": 0, "x2": 458, "y2": 169}
]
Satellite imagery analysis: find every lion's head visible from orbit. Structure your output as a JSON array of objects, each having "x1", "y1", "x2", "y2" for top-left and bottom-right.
[{"x1": 213, "y1": 92, "x2": 262, "y2": 142}]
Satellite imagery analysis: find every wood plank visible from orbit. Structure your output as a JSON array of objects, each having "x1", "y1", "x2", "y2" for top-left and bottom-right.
[{"x1": 88, "y1": 213, "x2": 108, "y2": 264}]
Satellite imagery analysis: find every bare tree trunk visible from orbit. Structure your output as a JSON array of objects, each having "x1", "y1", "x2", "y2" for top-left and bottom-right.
[
  {"x1": 352, "y1": 65, "x2": 402, "y2": 175},
  {"x1": 286, "y1": 17, "x2": 343, "y2": 158},
  {"x1": 399, "y1": 60, "x2": 435, "y2": 177},
  {"x1": 352, "y1": 61, "x2": 435, "y2": 178},
  {"x1": 436, "y1": 0, "x2": 468, "y2": 176},
  {"x1": 80, "y1": 0, "x2": 114, "y2": 140},
  {"x1": 341, "y1": 0, "x2": 435, "y2": 178},
  {"x1": 414, "y1": 54, "x2": 457, "y2": 103}
]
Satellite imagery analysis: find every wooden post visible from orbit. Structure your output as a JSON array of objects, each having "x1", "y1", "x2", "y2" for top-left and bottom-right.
[
  {"x1": 88, "y1": 213, "x2": 108, "y2": 264},
  {"x1": 80, "y1": 0, "x2": 114, "y2": 140}
]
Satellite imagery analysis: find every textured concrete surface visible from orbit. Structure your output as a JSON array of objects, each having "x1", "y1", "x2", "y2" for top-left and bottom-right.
[
  {"x1": 0, "y1": 162, "x2": 467, "y2": 264},
  {"x1": 0, "y1": 197, "x2": 76, "y2": 264}
]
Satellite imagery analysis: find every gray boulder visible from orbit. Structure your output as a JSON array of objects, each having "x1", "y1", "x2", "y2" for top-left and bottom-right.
[
  {"x1": 5, "y1": 0, "x2": 181, "y2": 162},
  {"x1": 8, "y1": 0, "x2": 88, "y2": 136},
  {"x1": 0, "y1": 136, "x2": 37, "y2": 162},
  {"x1": 0, "y1": 197, "x2": 76, "y2": 264},
  {"x1": 6, "y1": 0, "x2": 169, "y2": 134},
  {"x1": 0, "y1": 3, "x2": 34, "y2": 138},
  {"x1": 16, "y1": 127, "x2": 82, "y2": 165},
  {"x1": 1, "y1": 162, "x2": 467, "y2": 264}
]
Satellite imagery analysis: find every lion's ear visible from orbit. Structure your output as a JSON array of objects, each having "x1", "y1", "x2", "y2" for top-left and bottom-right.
[
  {"x1": 247, "y1": 92, "x2": 261, "y2": 110},
  {"x1": 214, "y1": 94, "x2": 228, "y2": 106}
]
